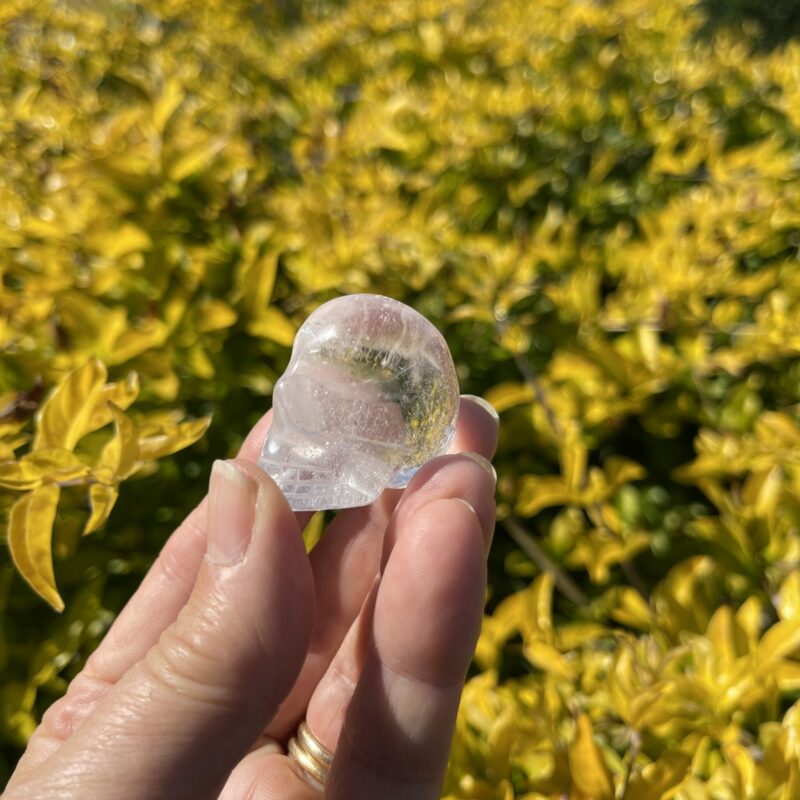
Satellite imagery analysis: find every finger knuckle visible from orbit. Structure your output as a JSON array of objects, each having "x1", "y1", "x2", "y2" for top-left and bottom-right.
[{"x1": 139, "y1": 611, "x2": 238, "y2": 710}]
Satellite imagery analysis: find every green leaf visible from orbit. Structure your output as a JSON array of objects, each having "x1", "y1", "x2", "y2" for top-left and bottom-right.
[{"x1": 7, "y1": 485, "x2": 63, "y2": 611}]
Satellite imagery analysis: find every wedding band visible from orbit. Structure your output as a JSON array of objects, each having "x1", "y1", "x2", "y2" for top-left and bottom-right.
[
  {"x1": 298, "y1": 721, "x2": 333, "y2": 767},
  {"x1": 288, "y1": 721, "x2": 334, "y2": 790}
]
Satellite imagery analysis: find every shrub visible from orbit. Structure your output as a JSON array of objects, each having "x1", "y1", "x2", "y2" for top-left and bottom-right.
[{"x1": 1, "y1": 0, "x2": 799, "y2": 795}]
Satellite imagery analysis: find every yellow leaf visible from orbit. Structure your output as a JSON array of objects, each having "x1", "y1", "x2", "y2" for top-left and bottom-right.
[
  {"x1": 138, "y1": 416, "x2": 212, "y2": 461},
  {"x1": 186, "y1": 344, "x2": 215, "y2": 380},
  {"x1": 485, "y1": 382, "x2": 535, "y2": 413},
  {"x1": 527, "y1": 572, "x2": 555, "y2": 639},
  {"x1": 772, "y1": 659, "x2": 800, "y2": 691},
  {"x1": 85, "y1": 372, "x2": 140, "y2": 433},
  {"x1": 777, "y1": 572, "x2": 800, "y2": 622},
  {"x1": 100, "y1": 404, "x2": 140, "y2": 479},
  {"x1": 238, "y1": 250, "x2": 279, "y2": 320},
  {"x1": 247, "y1": 306, "x2": 297, "y2": 347},
  {"x1": 782, "y1": 762, "x2": 800, "y2": 800},
  {"x1": 625, "y1": 752, "x2": 691, "y2": 800},
  {"x1": 734, "y1": 595, "x2": 762, "y2": 653},
  {"x1": 561, "y1": 423, "x2": 587, "y2": 493},
  {"x1": 568, "y1": 714, "x2": 614, "y2": 800},
  {"x1": 109, "y1": 320, "x2": 169, "y2": 364},
  {"x1": 22, "y1": 449, "x2": 90, "y2": 484},
  {"x1": 603, "y1": 457, "x2": 647, "y2": 490},
  {"x1": 302, "y1": 511, "x2": 325, "y2": 552},
  {"x1": 610, "y1": 587, "x2": 651, "y2": 630},
  {"x1": 34, "y1": 359, "x2": 108, "y2": 451},
  {"x1": 636, "y1": 324, "x2": 660, "y2": 371},
  {"x1": 758, "y1": 619, "x2": 800, "y2": 662},
  {"x1": 0, "y1": 460, "x2": 46, "y2": 490},
  {"x1": 152, "y1": 79, "x2": 184, "y2": 134},
  {"x1": 516, "y1": 475, "x2": 574, "y2": 516},
  {"x1": 523, "y1": 641, "x2": 575, "y2": 680},
  {"x1": 168, "y1": 136, "x2": 227, "y2": 182},
  {"x1": 86, "y1": 223, "x2": 152, "y2": 260},
  {"x1": 742, "y1": 466, "x2": 783, "y2": 518},
  {"x1": 84, "y1": 483, "x2": 119, "y2": 536},
  {"x1": 194, "y1": 298, "x2": 238, "y2": 334},
  {"x1": 706, "y1": 606, "x2": 736, "y2": 665},
  {"x1": 0, "y1": 437, "x2": 28, "y2": 460},
  {"x1": 7, "y1": 485, "x2": 63, "y2": 611},
  {"x1": 557, "y1": 623, "x2": 608, "y2": 649}
]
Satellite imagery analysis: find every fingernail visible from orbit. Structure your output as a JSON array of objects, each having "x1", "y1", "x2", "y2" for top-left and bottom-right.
[
  {"x1": 451, "y1": 497, "x2": 478, "y2": 516},
  {"x1": 461, "y1": 394, "x2": 499, "y2": 424},
  {"x1": 462, "y1": 451, "x2": 497, "y2": 485},
  {"x1": 207, "y1": 460, "x2": 258, "y2": 565},
  {"x1": 450, "y1": 498, "x2": 492, "y2": 557}
]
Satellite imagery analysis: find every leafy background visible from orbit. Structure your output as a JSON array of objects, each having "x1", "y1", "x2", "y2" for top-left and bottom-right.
[{"x1": 2, "y1": 0, "x2": 800, "y2": 796}]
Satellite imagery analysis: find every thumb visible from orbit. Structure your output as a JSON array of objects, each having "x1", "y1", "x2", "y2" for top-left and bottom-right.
[{"x1": 20, "y1": 460, "x2": 314, "y2": 800}]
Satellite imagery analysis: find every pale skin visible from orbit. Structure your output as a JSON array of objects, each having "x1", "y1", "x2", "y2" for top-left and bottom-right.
[{"x1": 5, "y1": 396, "x2": 498, "y2": 799}]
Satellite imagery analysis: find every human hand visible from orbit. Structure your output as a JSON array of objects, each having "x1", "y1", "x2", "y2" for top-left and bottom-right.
[{"x1": 5, "y1": 396, "x2": 498, "y2": 799}]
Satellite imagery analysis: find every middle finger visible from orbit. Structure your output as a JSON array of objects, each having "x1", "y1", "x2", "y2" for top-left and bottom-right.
[{"x1": 261, "y1": 395, "x2": 499, "y2": 742}]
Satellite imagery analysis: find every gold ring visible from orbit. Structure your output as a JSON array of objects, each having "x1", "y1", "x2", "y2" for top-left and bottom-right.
[
  {"x1": 288, "y1": 721, "x2": 334, "y2": 790},
  {"x1": 298, "y1": 721, "x2": 333, "y2": 767}
]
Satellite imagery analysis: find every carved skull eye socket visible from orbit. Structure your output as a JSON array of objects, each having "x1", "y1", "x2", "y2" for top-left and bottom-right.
[{"x1": 258, "y1": 294, "x2": 460, "y2": 512}]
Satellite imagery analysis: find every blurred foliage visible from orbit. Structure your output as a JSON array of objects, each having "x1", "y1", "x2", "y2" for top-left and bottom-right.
[
  {"x1": 1, "y1": 0, "x2": 800, "y2": 796},
  {"x1": 700, "y1": 0, "x2": 800, "y2": 52}
]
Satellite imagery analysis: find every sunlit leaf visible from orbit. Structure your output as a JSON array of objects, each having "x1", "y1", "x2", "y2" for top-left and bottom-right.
[
  {"x1": 137, "y1": 416, "x2": 212, "y2": 461},
  {"x1": 193, "y1": 298, "x2": 238, "y2": 334},
  {"x1": 83, "y1": 483, "x2": 119, "y2": 536},
  {"x1": 568, "y1": 714, "x2": 614, "y2": 800},
  {"x1": 86, "y1": 223, "x2": 152, "y2": 260},
  {"x1": 22, "y1": 449, "x2": 90, "y2": 484},
  {"x1": 33, "y1": 359, "x2": 107, "y2": 451},
  {"x1": 152, "y1": 78, "x2": 185, "y2": 134},
  {"x1": 485, "y1": 382, "x2": 535, "y2": 413},
  {"x1": 522, "y1": 640, "x2": 575, "y2": 681},
  {"x1": 85, "y1": 372, "x2": 140, "y2": 433},
  {"x1": 7, "y1": 485, "x2": 63, "y2": 611},
  {"x1": 0, "y1": 460, "x2": 47, "y2": 491},
  {"x1": 100, "y1": 404, "x2": 140, "y2": 479},
  {"x1": 516, "y1": 476, "x2": 573, "y2": 516},
  {"x1": 626, "y1": 752, "x2": 691, "y2": 800},
  {"x1": 777, "y1": 572, "x2": 800, "y2": 622},
  {"x1": 247, "y1": 306, "x2": 297, "y2": 347},
  {"x1": 168, "y1": 136, "x2": 227, "y2": 182}
]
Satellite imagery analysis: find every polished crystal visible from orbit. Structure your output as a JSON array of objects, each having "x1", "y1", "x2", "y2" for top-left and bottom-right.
[{"x1": 258, "y1": 294, "x2": 460, "y2": 511}]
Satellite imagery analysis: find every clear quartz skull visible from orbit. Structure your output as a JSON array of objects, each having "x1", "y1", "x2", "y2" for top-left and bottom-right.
[{"x1": 258, "y1": 294, "x2": 460, "y2": 511}]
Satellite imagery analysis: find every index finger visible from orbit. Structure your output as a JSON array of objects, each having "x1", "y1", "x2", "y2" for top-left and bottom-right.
[{"x1": 329, "y1": 497, "x2": 488, "y2": 798}]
